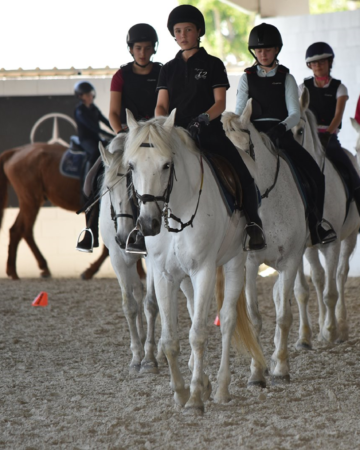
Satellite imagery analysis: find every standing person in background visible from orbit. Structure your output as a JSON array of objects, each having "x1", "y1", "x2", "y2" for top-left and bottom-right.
[
  {"x1": 355, "y1": 94, "x2": 360, "y2": 125},
  {"x1": 74, "y1": 81, "x2": 114, "y2": 252},
  {"x1": 155, "y1": 4, "x2": 266, "y2": 251},
  {"x1": 236, "y1": 24, "x2": 337, "y2": 245},
  {"x1": 300, "y1": 42, "x2": 360, "y2": 215}
]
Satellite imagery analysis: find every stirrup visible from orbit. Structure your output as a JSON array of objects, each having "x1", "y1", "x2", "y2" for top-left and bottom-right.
[
  {"x1": 317, "y1": 219, "x2": 337, "y2": 245},
  {"x1": 243, "y1": 222, "x2": 267, "y2": 252},
  {"x1": 76, "y1": 228, "x2": 94, "y2": 253},
  {"x1": 125, "y1": 227, "x2": 147, "y2": 256}
]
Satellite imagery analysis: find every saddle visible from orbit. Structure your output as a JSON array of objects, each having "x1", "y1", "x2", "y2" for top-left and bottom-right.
[
  {"x1": 59, "y1": 136, "x2": 87, "y2": 180},
  {"x1": 327, "y1": 158, "x2": 352, "y2": 221},
  {"x1": 205, "y1": 153, "x2": 243, "y2": 213}
]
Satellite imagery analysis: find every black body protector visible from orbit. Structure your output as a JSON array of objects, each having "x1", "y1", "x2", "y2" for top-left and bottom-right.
[
  {"x1": 245, "y1": 64, "x2": 289, "y2": 122},
  {"x1": 120, "y1": 62, "x2": 162, "y2": 124},
  {"x1": 304, "y1": 77, "x2": 342, "y2": 129}
]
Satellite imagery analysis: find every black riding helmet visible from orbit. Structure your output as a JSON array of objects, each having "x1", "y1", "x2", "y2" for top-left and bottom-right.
[
  {"x1": 305, "y1": 42, "x2": 334, "y2": 69},
  {"x1": 248, "y1": 23, "x2": 283, "y2": 67},
  {"x1": 74, "y1": 81, "x2": 96, "y2": 98},
  {"x1": 126, "y1": 23, "x2": 158, "y2": 53},
  {"x1": 167, "y1": 5, "x2": 205, "y2": 37}
]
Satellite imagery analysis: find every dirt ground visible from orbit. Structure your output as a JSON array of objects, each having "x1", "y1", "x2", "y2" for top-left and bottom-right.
[{"x1": 0, "y1": 274, "x2": 359, "y2": 450}]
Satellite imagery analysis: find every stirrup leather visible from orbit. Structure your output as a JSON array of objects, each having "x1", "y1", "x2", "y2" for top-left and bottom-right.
[
  {"x1": 243, "y1": 222, "x2": 267, "y2": 252},
  {"x1": 76, "y1": 228, "x2": 94, "y2": 253},
  {"x1": 125, "y1": 227, "x2": 148, "y2": 256}
]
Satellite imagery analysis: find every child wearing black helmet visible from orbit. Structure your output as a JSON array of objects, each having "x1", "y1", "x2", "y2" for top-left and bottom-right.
[
  {"x1": 155, "y1": 4, "x2": 266, "y2": 251},
  {"x1": 300, "y1": 42, "x2": 360, "y2": 214},
  {"x1": 236, "y1": 23, "x2": 337, "y2": 245}
]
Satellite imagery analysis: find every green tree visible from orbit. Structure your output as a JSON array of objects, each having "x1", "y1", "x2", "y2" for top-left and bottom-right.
[
  {"x1": 178, "y1": 0, "x2": 255, "y2": 69},
  {"x1": 310, "y1": 0, "x2": 353, "y2": 14}
]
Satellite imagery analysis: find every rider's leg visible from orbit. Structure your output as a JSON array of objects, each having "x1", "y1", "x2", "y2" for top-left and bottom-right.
[
  {"x1": 199, "y1": 126, "x2": 266, "y2": 251},
  {"x1": 325, "y1": 134, "x2": 360, "y2": 215},
  {"x1": 279, "y1": 131, "x2": 337, "y2": 245}
]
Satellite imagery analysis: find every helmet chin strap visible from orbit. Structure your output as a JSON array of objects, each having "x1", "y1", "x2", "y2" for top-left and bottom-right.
[{"x1": 134, "y1": 60, "x2": 152, "y2": 68}]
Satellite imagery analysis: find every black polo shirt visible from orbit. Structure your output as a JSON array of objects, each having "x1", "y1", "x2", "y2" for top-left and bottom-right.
[{"x1": 157, "y1": 47, "x2": 229, "y2": 128}]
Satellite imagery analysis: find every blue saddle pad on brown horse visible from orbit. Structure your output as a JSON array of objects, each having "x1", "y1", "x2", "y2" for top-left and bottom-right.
[{"x1": 60, "y1": 137, "x2": 87, "y2": 180}]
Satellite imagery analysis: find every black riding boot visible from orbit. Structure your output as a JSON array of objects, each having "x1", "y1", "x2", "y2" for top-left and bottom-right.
[
  {"x1": 242, "y1": 181, "x2": 266, "y2": 251},
  {"x1": 354, "y1": 186, "x2": 360, "y2": 216},
  {"x1": 76, "y1": 202, "x2": 100, "y2": 253}
]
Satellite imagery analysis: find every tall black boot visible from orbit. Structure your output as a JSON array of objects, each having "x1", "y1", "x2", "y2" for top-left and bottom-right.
[
  {"x1": 76, "y1": 202, "x2": 100, "y2": 253},
  {"x1": 242, "y1": 181, "x2": 266, "y2": 251},
  {"x1": 354, "y1": 186, "x2": 360, "y2": 216}
]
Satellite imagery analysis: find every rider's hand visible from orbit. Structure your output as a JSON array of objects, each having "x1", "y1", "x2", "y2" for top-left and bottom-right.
[{"x1": 187, "y1": 113, "x2": 210, "y2": 140}]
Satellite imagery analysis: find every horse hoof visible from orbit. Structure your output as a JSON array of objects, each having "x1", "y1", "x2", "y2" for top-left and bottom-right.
[
  {"x1": 271, "y1": 374, "x2": 290, "y2": 386},
  {"x1": 295, "y1": 341, "x2": 312, "y2": 351},
  {"x1": 129, "y1": 364, "x2": 141, "y2": 374},
  {"x1": 174, "y1": 388, "x2": 190, "y2": 407},
  {"x1": 140, "y1": 361, "x2": 159, "y2": 374},
  {"x1": 184, "y1": 404, "x2": 204, "y2": 416},
  {"x1": 247, "y1": 380, "x2": 266, "y2": 389},
  {"x1": 41, "y1": 272, "x2": 51, "y2": 279},
  {"x1": 214, "y1": 392, "x2": 231, "y2": 404},
  {"x1": 80, "y1": 271, "x2": 92, "y2": 280}
]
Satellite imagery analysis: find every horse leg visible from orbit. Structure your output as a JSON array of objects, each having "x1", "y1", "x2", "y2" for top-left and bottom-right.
[
  {"x1": 141, "y1": 260, "x2": 160, "y2": 374},
  {"x1": 214, "y1": 257, "x2": 246, "y2": 403},
  {"x1": 294, "y1": 257, "x2": 312, "y2": 350},
  {"x1": 245, "y1": 260, "x2": 267, "y2": 388},
  {"x1": 155, "y1": 273, "x2": 189, "y2": 407},
  {"x1": 304, "y1": 247, "x2": 326, "y2": 340},
  {"x1": 336, "y1": 229, "x2": 358, "y2": 342},
  {"x1": 319, "y1": 242, "x2": 341, "y2": 343},
  {"x1": 112, "y1": 254, "x2": 145, "y2": 372},
  {"x1": 271, "y1": 266, "x2": 298, "y2": 384},
  {"x1": 6, "y1": 213, "x2": 24, "y2": 280},
  {"x1": 185, "y1": 266, "x2": 216, "y2": 414},
  {"x1": 81, "y1": 245, "x2": 109, "y2": 280}
]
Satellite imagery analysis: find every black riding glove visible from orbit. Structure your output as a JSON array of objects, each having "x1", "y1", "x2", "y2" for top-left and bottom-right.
[
  {"x1": 318, "y1": 131, "x2": 331, "y2": 149},
  {"x1": 267, "y1": 123, "x2": 287, "y2": 145},
  {"x1": 187, "y1": 113, "x2": 210, "y2": 141}
]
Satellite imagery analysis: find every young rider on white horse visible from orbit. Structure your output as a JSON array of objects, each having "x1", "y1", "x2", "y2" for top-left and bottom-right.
[
  {"x1": 235, "y1": 23, "x2": 337, "y2": 246},
  {"x1": 76, "y1": 23, "x2": 161, "y2": 253},
  {"x1": 154, "y1": 4, "x2": 266, "y2": 251},
  {"x1": 299, "y1": 42, "x2": 360, "y2": 214}
]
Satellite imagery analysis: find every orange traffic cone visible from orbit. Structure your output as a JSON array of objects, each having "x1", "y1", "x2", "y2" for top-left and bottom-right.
[
  {"x1": 32, "y1": 291, "x2": 48, "y2": 307},
  {"x1": 214, "y1": 315, "x2": 220, "y2": 326}
]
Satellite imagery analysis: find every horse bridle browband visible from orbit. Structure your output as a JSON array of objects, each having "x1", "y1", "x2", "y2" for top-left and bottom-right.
[{"x1": 130, "y1": 142, "x2": 204, "y2": 233}]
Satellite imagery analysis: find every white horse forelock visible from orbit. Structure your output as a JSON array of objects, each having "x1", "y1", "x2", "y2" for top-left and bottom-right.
[{"x1": 122, "y1": 116, "x2": 199, "y2": 167}]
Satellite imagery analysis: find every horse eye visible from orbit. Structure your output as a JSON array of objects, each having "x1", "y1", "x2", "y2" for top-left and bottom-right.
[
  {"x1": 163, "y1": 163, "x2": 170, "y2": 170},
  {"x1": 128, "y1": 163, "x2": 134, "y2": 171},
  {"x1": 298, "y1": 129, "x2": 304, "y2": 136}
]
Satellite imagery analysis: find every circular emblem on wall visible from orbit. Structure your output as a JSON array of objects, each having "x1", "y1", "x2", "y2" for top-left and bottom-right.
[{"x1": 30, "y1": 113, "x2": 77, "y2": 146}]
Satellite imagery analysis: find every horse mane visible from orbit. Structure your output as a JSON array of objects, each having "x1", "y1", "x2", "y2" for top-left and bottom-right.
[
  {"x1": 123, "y1": 116, "x2": 199, "y2": 166},
  {"x1": 304, "y1": 108, "x2": 325, "y2": 159}
]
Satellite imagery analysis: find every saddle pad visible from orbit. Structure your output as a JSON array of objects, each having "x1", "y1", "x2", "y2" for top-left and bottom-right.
[{"x1": 60, "y1": 149, "x2": 87, "y2": 180}]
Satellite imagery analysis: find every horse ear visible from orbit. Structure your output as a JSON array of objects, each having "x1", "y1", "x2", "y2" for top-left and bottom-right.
[
  {"x1": 163, "y1": 109, "x2": 177, "y2": 129},
  {"x1": 241, "y1": 99, "x2": 252, "y2": 126},
  {"x1": 300, "y1": 87, "x2": 310, "y2": 111},
  {"x1": 126, "y1": 109, "x2": 139, "y2": 130},
  {"x1": 99, "y1": 141, "x2": 112, "y2": 167},
  {"x1": 350, "y1": 117, "x2": 360, "y2": 133}
]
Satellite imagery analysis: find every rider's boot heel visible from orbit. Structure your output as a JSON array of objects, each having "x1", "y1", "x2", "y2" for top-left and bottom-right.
[
  {"x1": 76, "y1": 203, "x2": 100, "y2": 252},
  {"x1": 242, "y1": 181, "x2": 267, "y2": 251}
]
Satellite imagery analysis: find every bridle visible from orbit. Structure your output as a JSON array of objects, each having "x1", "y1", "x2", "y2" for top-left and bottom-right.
[
  {"x1": 109, "y1": 172, "x2": 134, "y2": 232},
  {"x1": 130, "y1": 143, "x2": 204, "y2": 233}
]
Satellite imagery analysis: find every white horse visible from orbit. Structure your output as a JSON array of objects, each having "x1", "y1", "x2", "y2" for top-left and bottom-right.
[
  {"x1": 292, "y1": 90, "x2": 360, "y2": 345},
  {"x1": 222, "y1": 100, "x2": 309, "y2": 385},
  {"x1": 118, "y1": 109, "x2": 265, "y2": 414},
  {"x1": 99, "y1": 138, "x2": 160, "y2": 374}
]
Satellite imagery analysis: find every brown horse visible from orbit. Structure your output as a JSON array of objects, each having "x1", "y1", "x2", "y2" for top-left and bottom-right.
[{"x1": 0, "y1": 142, "x2": 110, "y2": 280}]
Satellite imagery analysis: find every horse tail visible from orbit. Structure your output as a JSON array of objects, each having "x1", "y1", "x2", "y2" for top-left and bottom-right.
[
  {"x1": 233, "y1": 283, "x2": 267, "y2": 370},
  {"x1": 0, "y1": 149, "x2": 15, "y2": 229},
  {"x1": 215, "y1": 266, "x2": 266, "y2": 370}
]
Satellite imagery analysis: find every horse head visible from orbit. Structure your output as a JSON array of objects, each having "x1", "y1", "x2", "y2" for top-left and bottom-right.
[
  {"x1": 123, "y1": 109, "x2": 178, "y2": 237},
  {"x1": 99, "y1": 141, "x2": 134, "y2": 249}
]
